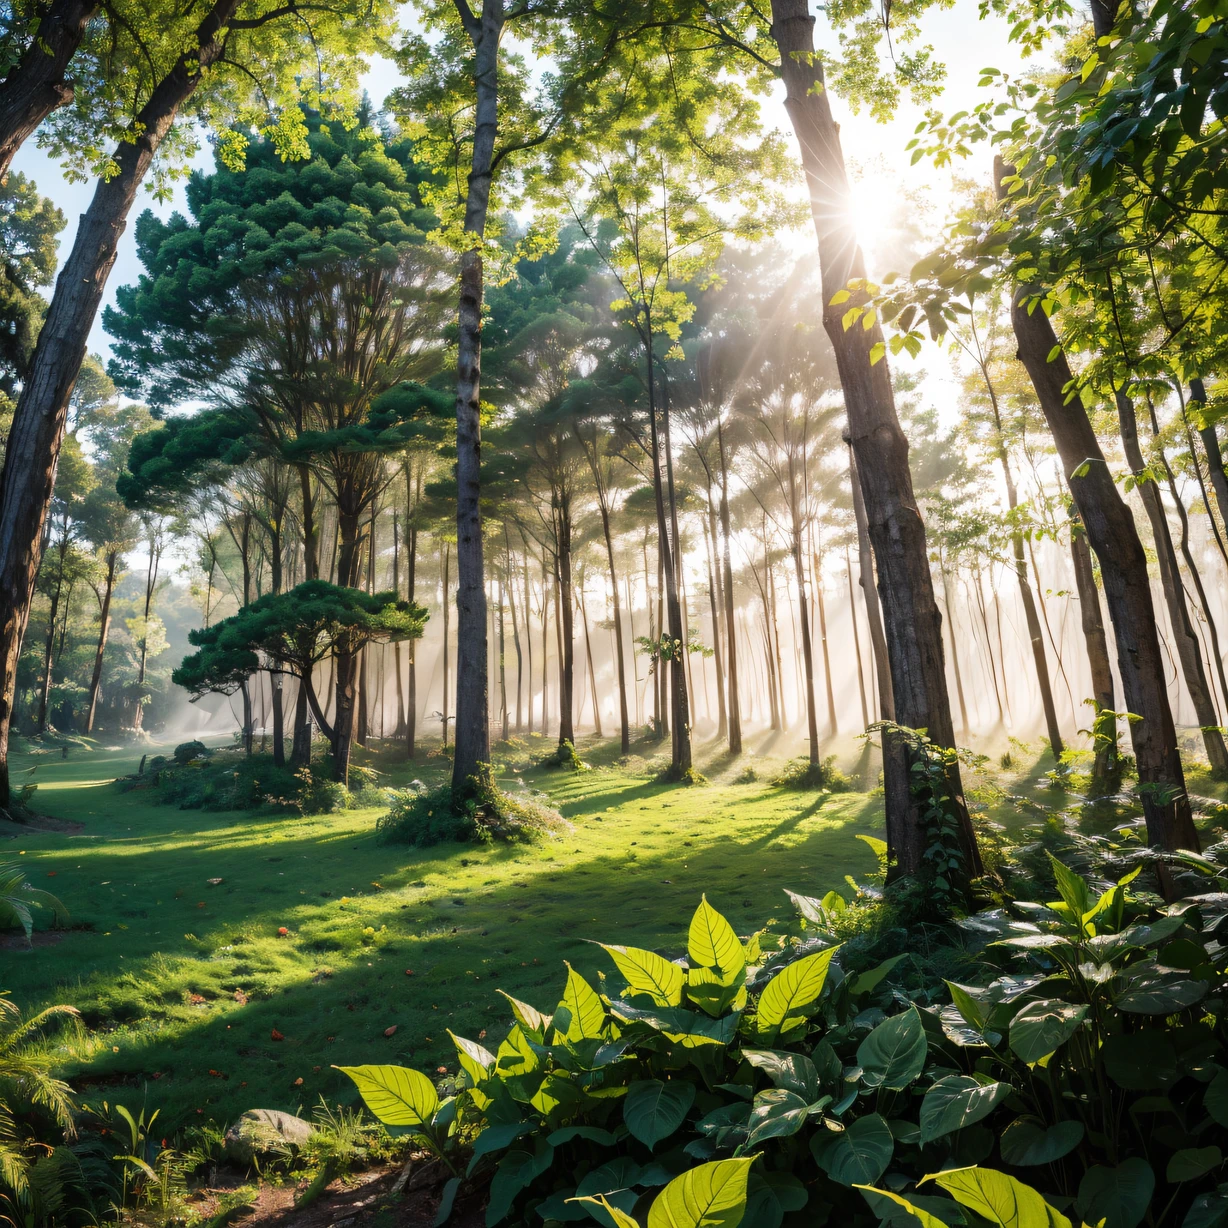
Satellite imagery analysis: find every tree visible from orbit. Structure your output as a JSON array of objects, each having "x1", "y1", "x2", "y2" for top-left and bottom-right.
[
  {"x1": 0, "y1": 0, "x2": 395, "y2": 811},
  {"x1": 174, "y1": 580, "x2": 427, "y2": 784}
]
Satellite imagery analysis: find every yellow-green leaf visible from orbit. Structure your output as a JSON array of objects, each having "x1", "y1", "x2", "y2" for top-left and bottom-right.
[
  {"x1": 647, "y1": 1158, "x2": 754, "y2": 1228},
  {"x1": 602, "y1": 944, "x2": 685, "y2": 1006},
  {"x1": 334, "y1": 1064, "x2": 439, "y2": 1127},
  {"x1": 554, "y1": 963, "x2": 606, "y2": 1042},
  {"x1": 688, "y1": 896, "x2": 745, "y2": 980},
  {"x1": 756, "y1": 946, "x2": 840, "y2": 1042}
]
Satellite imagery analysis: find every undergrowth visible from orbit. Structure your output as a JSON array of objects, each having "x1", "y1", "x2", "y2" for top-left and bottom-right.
[{"x1": 771, "y1": 754, "x2": 852, "y2": 791}]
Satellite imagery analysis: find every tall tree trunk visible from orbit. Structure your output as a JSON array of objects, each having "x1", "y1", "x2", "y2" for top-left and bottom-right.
[
  {"x1": 717, "y1": 421, "x2": 742, "y2": 753},
  {"x1": 504, "y1": 531, "x2": 523, "y2": 734},
  {"x1": 0, "y1": 0, "x2": 96, "y2": 181},
  {"x1": 497, "y1": 573, "x2": 509, "y2": 741},
  {"x1": 848, "y1": 445, "x2": 893, "y2": 723},
  {"x1": 1067, "y1": 503, "x2": 1118, "y2": 792},
  {"x1": 442, "y1": 542, "x2": 451, "y2": 748},
  {"x1": 407, "y1": 516, "x2": 418, "y2": 758},
  {"x1": 790, "y1": 524, "x2": 820, "y2": 765},
  {"x1": 0, "y1": 0, "x2": 242, "y2": 809},
  {"x1": 971, "y1": 565, "x2": 1005, "y2": 727},
  {"x1": 540, "y1": 556, "x2": 550, "y2": 737},
  {"x1": 556, "y1": 501, "x2": 575, "y2": 749},
  {"x1": 770, "y1": 0, "x2": 978, "y2": 881},
  {"x1": 579, "y1": 586, "x2": 602, "y2": 738},
  {"x1": 938, "y1": 559, "x2": 969, "y2": 736},
  {"x1": 36, "y1": 535, "x2": 67, "y2": 733},
  {"x1": 846, "y1": 548, "x2": 869, "y2": 730},
  {"x1": 814, "y1": 556, "x2": 837, "y2": 738},
  {"x1": 597, "y1": 500, "x2": 630, "y2": 753},
  {"x1": 704, "y1": 510, "x2": 728, "y2": 742},
  {"x1": 998, "y1": 160, "x2": 1197, "y2": 854},
  {"x1": 523, "y1": 552, "x2": 535, "y2": 734},
  {"x1": 1192, "y1": 380, "x2": 1228, "y2": 546},
  {"x1": 449, "y1": 0, "x2": 501, "y2": 798},
  {"x1": 331, "y1": 507, "x2": 364, "y2": 783},
  {"x1": 1116, "y1": 387, "x2": 1228, "y2": 776},
  {"x1": 85, "y1": 549, "x2": 117, "y2": 733}
]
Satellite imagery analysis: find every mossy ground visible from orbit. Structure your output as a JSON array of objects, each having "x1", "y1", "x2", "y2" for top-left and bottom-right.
[{"x1": 6, "y1": 728, "x2": 1219, "y2": 1135}]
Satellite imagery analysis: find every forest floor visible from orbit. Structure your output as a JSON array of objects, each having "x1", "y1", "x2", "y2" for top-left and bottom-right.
[{"x1": 5, "y1": 725, "x2": 1222, "y2": 1142}]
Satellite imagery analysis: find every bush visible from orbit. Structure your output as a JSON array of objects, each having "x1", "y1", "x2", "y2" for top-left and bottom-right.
[
  {"x1": 376, "y1": 765, "x2": 562, "y2": 847},
  {"x1": 337, "y1": 848, "x2": 1228, "y2": 1228},
  {"x1": 771, "y1": 754, "x2": 851, "y2": 791},
  {"x1": 172, "y1": 740, "x2": 210, "y2": 766},
  {"x1": 535, "y1": 740, "x2": 590, "y2": 772}
]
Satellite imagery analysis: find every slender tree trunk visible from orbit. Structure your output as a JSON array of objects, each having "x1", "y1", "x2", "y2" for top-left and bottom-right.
[
  {"x1": 523, "y1": 552, "x2": 535, "y2": 735},
  {"x1": 540, "y1": 557, "x2": 550, "y2": 737},
  {"x1": 790, "y1": 526, "x2": 820, "y2": 764},
  {"x1": 0, "y1": 0, "x2": 242, "y2": 808},
  {"x1": 704, "y1": 511, "x2": 728, "y2": 741},
  {"x1": 497, "y1": 573, "x2": 509, "y2": 741},
  {"x1": 407, "y1": 516, "x2": 418, "y2": 758},
  {"x1": 1116, "y1": 387, "x2": 1228, "y2": 776},
  {"x1": 770, "y1": 0, "x2": 978, "y2": 881},
  {"x1": 848, "y1": 445, "x2": 893, "y2": 722},
  {"x1": 579, "y1": 586, "x2": 602, "y2": 738},
  {"x1": 556, "y1": 501, "x2": 575, "y2": 748},
  {"x1": 814, "y1": 553, "x2": 837, "y2": 738},
  {"x1": 1192, "y1": 381, "x2": 1228, "y2": 546},
  {"x1": 442, "y1": 542, "x2": 451, "y2": 748},
  {"x1": 717, "y1": 422, "x2": 742, "y2": 753},
  {"x1": 938, "y1": 559, "x2": 969, "y2": 736},
  {"x1": 36, "y1": 535, "x2": 67, "y2": 733},
  {"x1": 449, "y1": 0, "x2": 502, "y2": 797},
  {"x1": 1067, "y1": 504, "x2": 1118, "y2": 791},
  {"x1": 846, "y1": 548, "x2": 869, "y2": 730},
  {"x1": 85, "y1": 550, "x2": 118, "y2": 733},
  {"x1": 998, "y1": 163, "x2": 1197, "y2": 854},
  {"x1": 0, "y1": 0, "x2": 97, "y2": 181},
  {"x1": 597, "y1": 501, "x2": 630, "y2": 753}
]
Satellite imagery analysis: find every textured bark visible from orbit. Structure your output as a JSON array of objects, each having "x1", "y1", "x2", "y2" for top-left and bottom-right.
[
  {"x1": 938, "y1": 561, "x2": 968, "y2": 735},
  {"x1": 717, "y1": 421, "x2": 742, "y2": 753},
  {"x1": 555, "y1": 503, "x2": 575, "y2": 749},
  {"x1": 1067, "y1": 506, "x2": 1118, "y2": 791},
  {"x1": 597, "y1": 500, "x2": 630, "y2": 753},
  {"x1": 997, "y1": 160, "x2": 1196, "y2": 852},
  {"x1": 769, "y1": 0, "x2": 978, "y2": 877},
  {"x1": 1192, "y1": 381, "x2": 1228, "y2": 551},
  {"x1": 0, "y1": 0, "x2": 242, "y2": 808},
  {"x1": 84, "y1": 549, "x2": 117, "y2": 733},
  {"x1": 1116, "y1": 388, "x2": 1228, "y2": 775},
  {"x1": 846, "y1": 549, "x2": 870, "y2": 729},
  {"x1": 790, "y1": 530, "x2": 820, "y2": 764},
  {"x1": 449, "y1": 0, "x2": 501, "y2": 797},
  {"x1": 0, "y1": 0, "x2": 96, "y2": 181},
  {"x1": 703, "y1": 511, "x2": 727, "y2": 741}
]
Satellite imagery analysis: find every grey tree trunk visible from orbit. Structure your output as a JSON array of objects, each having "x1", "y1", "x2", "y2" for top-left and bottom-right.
[{"x1": 85, "y1": 549, "x2": 118, "y2": 733}]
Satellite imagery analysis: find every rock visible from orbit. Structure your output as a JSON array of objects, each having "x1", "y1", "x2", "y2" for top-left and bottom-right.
[{"x1": 223, "y1": 1108, "x2": 313, "y2": 1164}]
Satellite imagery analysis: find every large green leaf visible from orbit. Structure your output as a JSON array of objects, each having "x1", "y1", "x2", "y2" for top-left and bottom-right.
[
  {"x1": 1205, "y1": 1067, "x2": 1228, "y2": 1127},
  {"x1": 855, "y1": 1187, "x2": 950, "y2": 1228},
  {"x1": 602, "y1": 944, "x2": 685, "y2": 1007},
  {"x1": 919, "y1": 1076, "x2": 1010, "y2": 1143},
  {"x1": 624, "y1": 1078, "x2": 696, "y2": 1148},
  {"x1": 647, "y1": 1157, "x2": 754, "y2": 1228},
  {"x1": 1046, "y1": 852, "x2": 1092, "y2": 925},
  {"x1": 1075, "y1": 1160, "x2": 1155, "y2": 1228},
  {"x1": 688, "y1": 896, "x2": 746, "y2": 981},
  {"x1": 858, "y1": 1006, "x2": 928, "y2": 1089},
  {"x1": 742, "y1": 1172, "x2": 808, "y2": 1228},
  {"x1": 451, "y1": 1031, "x2": 496, "y2": 1084},
  {"x1": 1167, "y1": 1148, "x2": 1222, "y2": 1184},
  {"x1": 555, "y1": 964, "x2": 606, "y2": 1043},
  {"x1": 1116, "y1": 975, "x2": 1207, "y2": 1014},
  {"x1": 927, "y1": 1167, "x2": 1071, "y2": 1228},
  {"x1": 1008, "y1": 1000, "x2": 1087, "y2": 1064},
  {"x1": 496, "y1": 989, "x2": 551, "y2": 1039},
  {"x1": 571, "y1": 1196, "x2": 638, "y2": 1228},
  {"x1": 743, "y1": 1088, "x2": 811, "y2": 1149},
  {"x1": 487, "y1": 1143, "x2": 555, "y2": 1227},
  {"x1": 741, "y1": 1049, "x2": 819, "y2": 1099},
  {"x1": 756, "y1": 946, "x2": 839, "y2": 1043},
  {"x1": 1182, "y1": 1189, "x2": 1228, "y2": 1228},
  {"x1": 811, "y1": 1114, "x2": 894, "y2": 1186},
  {"x1": 999, "y1": 1119, "x2": 1083, "y2": 1167},
  {"x1": 335, "y1": 1064, "x2": 440, "y2": 1127}
]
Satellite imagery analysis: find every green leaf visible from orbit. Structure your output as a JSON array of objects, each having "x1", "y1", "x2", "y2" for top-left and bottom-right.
[
  {"x1": 1101, "y1": 1032, "x2": 1177, "y2": 1090},
  {"x1": 1075, "y1": 1160, "x2": 1155, "y2": 1228},
  {"x1": 451, "y1": 1032, "x2": 496, "y2": 1084},
  {"x1": 1205, "y1": 1067, "x2": 1228, "y2": 1126},
  {"x1": 857, "y1": 1005, "x2": 928, "y2": 1089},
  {"x1": 741, "y1": 1049, "x2": 819, "y2": 1099},
  {"x1": 571, "y1": 1196, "x2": 639, "y2": 1228},
  {"x1": 926, "y1": 1167, "x2": 1071, "y2": 1228},
  {"x1": 335, "y1": 1064, "x2": 440, "y2": 1127},
  {"x1": 756, "y1": 946, "x2": 839, "y2": 1042},
  {"x1": 743, "y1": 1088, "x2": 811, "y2": 1149},
  {"x1": 1046, "y1": 853, "x2": 1092, "y2": 924},
  {"x1": 602, "y1": 944, "x2": 685, "y2": 1007},
  {"x1": 497, "y1": 990, "x2": 551, "y2": 1038},
  {"x1": 1167, "y1": 1148, "x2": 1222, "y2": 1184},
  {"x1": 624, "y1": 1079, "x2": 696, "y2": 1149},
  {"x1": 1116, "y1": 976, "x2": 1206, "y2": 1014},
  {"x1": 467, "y1": 1122, "x2": 534, "y2": 1173},
  {"x1": 851, "y1": 954, "x2": 907, "y2": 996},
  {"x1": 647, "y1": 1158, "x2": 754, "y2": 1228},
  {"x1": 547, "y1": 1126, "x2": 619, "y2": 1147},
  {"x1": 945, "y1": 982, "x2": 988, "y2": 1031},
  {"x1": 555, "y1": 964, "x2": 606, "y2": 1042},
  {"x1": 999, "y1": 1119, "x2": 1084, "y2": 1167},
  {"x1": 855, "y1": 1187, "x2": 950, "y2": 1228},
  {"x1": 435, "y1": 1176, "x2": 461, "y2": 1227},
  {"x1": 688, "y1": 896, "x2": 746, "y2": 981},
  {"x1": 486, "y1": 1143, "x2": 555, "y2": 1227},
  {"x1": 1182, "y1": 1189, "x2": 1228, "y2": 1228},
  {"x1": 1008, "y1": 1000, "x2": 1087, "y2": 1063},
  {"x1": 811, "y1": 1114, "x2": 894, "y2": 1186},
  {"x1": 919, "y1": 1076, "x2": 1010, "y2": 1143}
]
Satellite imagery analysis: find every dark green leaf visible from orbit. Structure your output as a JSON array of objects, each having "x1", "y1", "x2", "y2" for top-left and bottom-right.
[
  {"x1": 919, "y1": 1075, "x2": 1010, "y2": 1143},
  {"x1": 1076, "y1": 1160, "x2": 1155, "y2": 1228},
  {"x1": 858, "y1": 1006, "x2": 928, "y2": 1089}
]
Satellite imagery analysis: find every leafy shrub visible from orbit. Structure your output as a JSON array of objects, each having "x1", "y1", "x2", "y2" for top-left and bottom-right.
[
  {"x1": 771, "y1": 755, "x2": 851, "y2": 791},
  {"x1": 376, "y1": 766, "x2": 562, "y2": 847},
  {"x1": 338, "y1": 853, "x2": 1228, "y2": 1228},
  {"x1": 734, "y1": 766, "x2": 759, "y2": 784},
  {"x1": 536, "y1": 740, "x2": 591, "y2": 772},
  {"x1": 172, "y1": 740, "x2": 210, "y2": 766}
]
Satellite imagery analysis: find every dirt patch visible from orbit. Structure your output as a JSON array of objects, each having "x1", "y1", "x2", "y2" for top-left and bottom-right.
[
  {"x1": 193, "y1": 1164, "x2": 486, "y2": 1228},
  {"x1": 0, "y1": 811, "x2": 85, "y2": 836},
  {"x1": 0, "y1": 929, "x2": 67, "y2": 951}
]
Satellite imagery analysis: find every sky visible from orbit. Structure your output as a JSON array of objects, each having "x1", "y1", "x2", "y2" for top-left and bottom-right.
[{"x1": 10, "y1": 0, "x2": 1034, "y2": 369}]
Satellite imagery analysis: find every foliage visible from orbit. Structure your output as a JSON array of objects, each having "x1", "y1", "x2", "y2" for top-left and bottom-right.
[
  {"x1": 376, "y1": 766, "x2": 562, "y2": 848},
  {"x1": 0, "y1": 862, "x2": 68, "y2": 942},
  {"x1": 337, "y1": 846, "x2": 1228, "y2": 1228},
  {"x1": 537, "y1": 741, "x2": 591, "y2": 773},
  {"x1": 771, "y1": 757, "x2": 853, "y2": 793}
]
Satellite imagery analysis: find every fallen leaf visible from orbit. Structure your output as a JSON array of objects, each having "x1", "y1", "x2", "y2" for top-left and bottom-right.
[
  {"x1": 405, "y1": 969, "x2": 415, "y2": 976},
  {"x1": 384, "y1": 1025, "x2": 397, "y2": 1037},
  {"x1": 293, "y1": 1077, "x2": 303, "y2": 1086},
  {"x1": 270, "y1": 1028, "x2": 284, "y2": 1042},
  {"x1": 207, "y1": 878, "x2": 223, "y2": 886}
]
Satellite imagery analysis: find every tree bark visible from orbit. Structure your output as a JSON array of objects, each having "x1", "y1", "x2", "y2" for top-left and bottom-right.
[
  {"x1": 555, "y1": 500, "x2": 575, "y2": 748},
  {"x1": 85, "y1": 549, "x2": 117, "y2": 733},
  {"x1": 717, "y1": 420, "x2": 742, "y2": 753},
  {"x1": 597, "y1": 499, "x2": 630, "y2": 753},
  {"x1": 846, "y1": 548, "x2": 869, "y2": 729},
  {"x1": 770, "y1": 0, "x2": 979, "y2": 880},
  {"x1": 36, "y1": 533, "x2": 67, "y2": 733},
  {"x1": 790, "y1": 527, "x2": 820, "y2": 765},
  {"x1": 997, "y1": 160, "x2": 1197, "y2": 852},
  {"x1": 704, "y1": 509, "x2": 728, "y2": 742},
  {"x1": 579, "y1": 586, "x2": 602, "y2": 738},
  {"x1": 1115, "y1": 388, "x2": 1228, "y2": 776},
  {"x1": 0, "y1": 0, "x2": 96, "y2": 182},
  {"x1": 1192, "y1": 380, "x2": 1228, "y2": 545},
  {"x1": 449, "y1": 0, "x2": 502, "y2": 797},
  {"x1": 0, "y1": 0, "x2": 242, "y2": 808}
]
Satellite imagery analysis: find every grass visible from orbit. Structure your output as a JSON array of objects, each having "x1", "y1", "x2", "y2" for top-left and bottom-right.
[{"x1": 3, "y1": 732, "x2": 891, "y2": 1133}]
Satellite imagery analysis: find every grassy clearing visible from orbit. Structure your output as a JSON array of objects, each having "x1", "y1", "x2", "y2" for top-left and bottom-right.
[{"x1": 4, "y1": 732, "x2": 893, "y2": 1131}]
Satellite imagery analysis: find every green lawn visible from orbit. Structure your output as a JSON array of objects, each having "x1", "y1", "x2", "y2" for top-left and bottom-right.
[{"x1": 4, "y1": 734, "x2": 891, "y2": 1132}]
